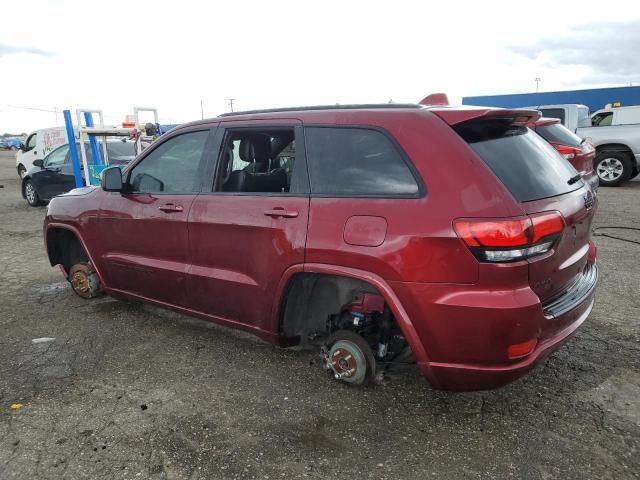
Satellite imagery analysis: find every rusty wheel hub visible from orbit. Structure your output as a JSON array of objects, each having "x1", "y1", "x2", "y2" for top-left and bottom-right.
[
  {"x1": 331, "y1": 347, "x2": 358, "y2": 378},
  {"x1": 69, "y1": 263, "x2": 99, "y2": 299}
]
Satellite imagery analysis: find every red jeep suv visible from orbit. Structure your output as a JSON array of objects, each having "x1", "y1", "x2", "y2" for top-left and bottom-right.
[{"x1": 44, "y1": 104, "x2": 598, "y2": 391}]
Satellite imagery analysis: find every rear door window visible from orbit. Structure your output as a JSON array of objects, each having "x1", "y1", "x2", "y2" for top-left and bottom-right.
[
  {"x1": 536, "y1": 124, "x2": 582, "y2": 147},
  {"x1": 305, "y1": 127, "x2": 420, "y2": 196},
  {"x1": 455, "y1": 120, "x2": 581, "y2": 202},
  {"x1": 215, "y1": 128, "x2": 305, "y2": 194}
]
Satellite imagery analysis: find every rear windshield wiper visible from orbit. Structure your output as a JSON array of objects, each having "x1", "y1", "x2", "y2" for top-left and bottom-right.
[{"x1": 568, "y1": 174, "x2": 582, "y2": 185}]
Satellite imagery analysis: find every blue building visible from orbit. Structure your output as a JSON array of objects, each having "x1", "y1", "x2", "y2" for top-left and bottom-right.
[{"x1": 462, "y1": 86, "x2": 640, "y2": 112}]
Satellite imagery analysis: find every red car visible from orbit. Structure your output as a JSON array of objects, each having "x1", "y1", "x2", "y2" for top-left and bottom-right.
[
  {"x1": 530, "y1": 117, "x2": 598, "y2": 191},
  {"x1": 44, "y1": 104, "x2": 598, "y2": 391}
]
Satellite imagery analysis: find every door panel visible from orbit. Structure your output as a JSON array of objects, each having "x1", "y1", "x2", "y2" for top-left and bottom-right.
[
  {"x1": 95, "y1": 128, "x2": 215, "y2": 305},
  {"x1": 185, "y1": 122, "x2": 309, "y2": 331},
  {"x1": 96, "y1": 193, "x2": 195, "y2": 305},
  {"x1": 187, "y1": 195, "x2": 309, "y2": 329},
  {"x1": 54, "y1": 163, "x2": 78, "y2": 196},
  {"x1": 37, "y1": 145, "x2": 69, "y2": 199},
  {"x1": 32, "y1": 168, "x2": 58, "y2": 199}
]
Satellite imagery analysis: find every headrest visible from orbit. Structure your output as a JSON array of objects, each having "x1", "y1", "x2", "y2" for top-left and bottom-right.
[{"x1": 239, "y1": 134, "x2": 271, "y2": 162}]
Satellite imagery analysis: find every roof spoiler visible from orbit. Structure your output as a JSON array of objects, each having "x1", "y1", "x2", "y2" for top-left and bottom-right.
[
  {"x1": 419, "y1": 93, "x2": 450, "y2": 106},
  {"x1": 430, "y1": 107, "x2": 541, "y2": 126},
  {"x1": 527, "y1": 116, "x2": 560, "y2": 128}
]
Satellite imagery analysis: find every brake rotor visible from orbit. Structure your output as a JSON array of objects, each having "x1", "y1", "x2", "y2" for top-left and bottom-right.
[
  {"x1": 69, "y1": 263, "x2": 100, "y2": 299},
  {"x1": 325, "y1": 336, "x2": 372, "y2": 385}
]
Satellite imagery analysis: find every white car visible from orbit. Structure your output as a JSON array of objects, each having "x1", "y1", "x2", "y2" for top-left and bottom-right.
[{"x1": 16, "y1": 127, "x2": 69, "y2": 179}]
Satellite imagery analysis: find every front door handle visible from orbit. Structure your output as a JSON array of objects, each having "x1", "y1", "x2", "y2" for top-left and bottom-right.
[
  {"x1": 264, "y1": 208, "x2": 299, "y2": 218},
  {"x1": 159, "y1": 203, "x2": 184, "y2": 213}
]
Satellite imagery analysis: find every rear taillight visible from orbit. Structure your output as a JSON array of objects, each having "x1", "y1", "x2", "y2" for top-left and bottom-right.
[
  {"x1": 454, "y1": 212, "x2": 564, "y2": 262},
  {"x1": 554, "y1": 144, "x2": 581, "y2": 160}
]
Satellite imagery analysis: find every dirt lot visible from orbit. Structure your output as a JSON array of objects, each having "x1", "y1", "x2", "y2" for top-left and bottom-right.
[{"x1": 0, "y1": 150, "x2": 638, "y2": 480}]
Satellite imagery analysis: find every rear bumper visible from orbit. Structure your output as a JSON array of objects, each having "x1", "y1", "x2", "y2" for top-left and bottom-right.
[
  {"x1": 395, "y1": 262, "x2": 598, "y2": 391},
  {"x1": 421, "y1": 288, "x2": 595, "y2": 391}
]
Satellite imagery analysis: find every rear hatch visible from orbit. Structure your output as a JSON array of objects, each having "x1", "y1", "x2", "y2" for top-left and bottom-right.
[{"x1": 433, "y1": 108, "x2": 596, "y2": 304}]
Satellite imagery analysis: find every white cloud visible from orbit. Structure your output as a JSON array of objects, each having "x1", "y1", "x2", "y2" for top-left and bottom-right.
[{"x1": 0, "y1": 0, "x2": 638, "y2": 132}]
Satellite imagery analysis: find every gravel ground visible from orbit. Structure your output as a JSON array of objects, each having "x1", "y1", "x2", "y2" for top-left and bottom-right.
[{"x1": 0, "y1": 150, "x2": 638, "y2": 480}]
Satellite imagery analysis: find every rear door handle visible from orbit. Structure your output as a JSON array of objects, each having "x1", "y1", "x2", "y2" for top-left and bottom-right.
[
  {"x1": 159, "y1": 203, "x2": 184, "y2": 213},
  {"x1": 264, "y1": 208, "x2": 299, "y2": 218}
]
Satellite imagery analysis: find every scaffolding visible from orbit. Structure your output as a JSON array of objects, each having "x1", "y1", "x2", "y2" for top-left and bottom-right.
[{"x1": 63, "y1": 107, "x2": 159, "y2": 187}]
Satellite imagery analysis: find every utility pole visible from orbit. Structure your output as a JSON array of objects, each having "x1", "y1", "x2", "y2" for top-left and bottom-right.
[
  {"x1": 200, "y1": 99, "x2": 204, "y2": 120},
  {"x1": 535, "y1": 77, "x2": 541, "y2": 93},
  {"x1": 54, "y1": 107, "x2": 59, "y2": 125},
  {"x1": 227, "y1": 98, "x2": 235, "y2": 112}
]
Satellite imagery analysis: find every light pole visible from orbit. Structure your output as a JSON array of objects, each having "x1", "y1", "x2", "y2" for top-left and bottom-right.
[
  {"x1": 227, "y1": 98, "x2": 235, "y2": 112},
  {"x1": 535, "y1": 77, "x2": 541, "y2": 93}
]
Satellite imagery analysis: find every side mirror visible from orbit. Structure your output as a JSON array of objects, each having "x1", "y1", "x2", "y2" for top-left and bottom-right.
[
  {"x1": 19, "y1": 144, "x2": 26, "y2": 152},
  {"x1": 33, "y1": 159, "x2": 44, "y2": 168},
  {"x1": 101, "y1": 166, "x2": 123, "y2": 192}
]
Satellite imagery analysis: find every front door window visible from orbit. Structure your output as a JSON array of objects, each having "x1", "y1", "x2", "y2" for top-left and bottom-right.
[
  {"x1": 44, "y1": 145, "x2": 69, "y2": 168},
  {"x1": 128, "y1": 131, "x2": 210, "y2": 194}
]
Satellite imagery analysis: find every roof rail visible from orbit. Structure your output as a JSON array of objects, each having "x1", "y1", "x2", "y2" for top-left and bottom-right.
[{"x1": 219, "y1": 103, "x2": 423, "y2": 117}]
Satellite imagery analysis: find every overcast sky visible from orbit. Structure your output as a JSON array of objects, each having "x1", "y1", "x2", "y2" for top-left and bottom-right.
[{"x1": 1, "y1": 0, "x2": 638, "y2": 133}]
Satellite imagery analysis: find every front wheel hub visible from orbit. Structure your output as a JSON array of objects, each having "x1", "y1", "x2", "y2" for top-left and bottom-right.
[{"x1": 69, "y1": 263, "x2": 100, "y2": 299}]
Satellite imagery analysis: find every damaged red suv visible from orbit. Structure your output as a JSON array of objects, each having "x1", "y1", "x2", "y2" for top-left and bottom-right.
[{"x1": 44, "y1": 104, "x2": 598, "y2": 391}]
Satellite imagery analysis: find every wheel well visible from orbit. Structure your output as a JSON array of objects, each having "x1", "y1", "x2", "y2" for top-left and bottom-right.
[
  {"x1": 46, "y1": 228, "x2": 89, "y2": 272},
  {"x1": 595, "y1": 144, "x2": 633, "y2": 158},
  {"x1": 279, "y1": 273, "x2": 379, "y2": 341}
]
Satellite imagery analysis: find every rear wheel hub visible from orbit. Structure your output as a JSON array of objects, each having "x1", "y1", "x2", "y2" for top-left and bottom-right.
[{"x1": 324, "y1": 336, "x2": 372, "y2": 385}]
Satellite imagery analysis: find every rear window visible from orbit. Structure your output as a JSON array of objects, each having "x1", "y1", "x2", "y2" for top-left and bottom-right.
[
  {"x1": 536, "y1": 123, "x2": 582, "y2": 147},
  {"x1": 539, "y1": 108, "x2": 566, "y2": 124},
  {"x1": 455, "y1": 119, "x2": 581, "y2": 202}
]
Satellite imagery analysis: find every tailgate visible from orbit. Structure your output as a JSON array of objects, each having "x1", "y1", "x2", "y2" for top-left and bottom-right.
[
  {"x1": 520, "y1": 186, "x2": 596, "y2": 302},
  {"x1": 450, "y1": 112, "x2": 597, "y2": 304}
]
